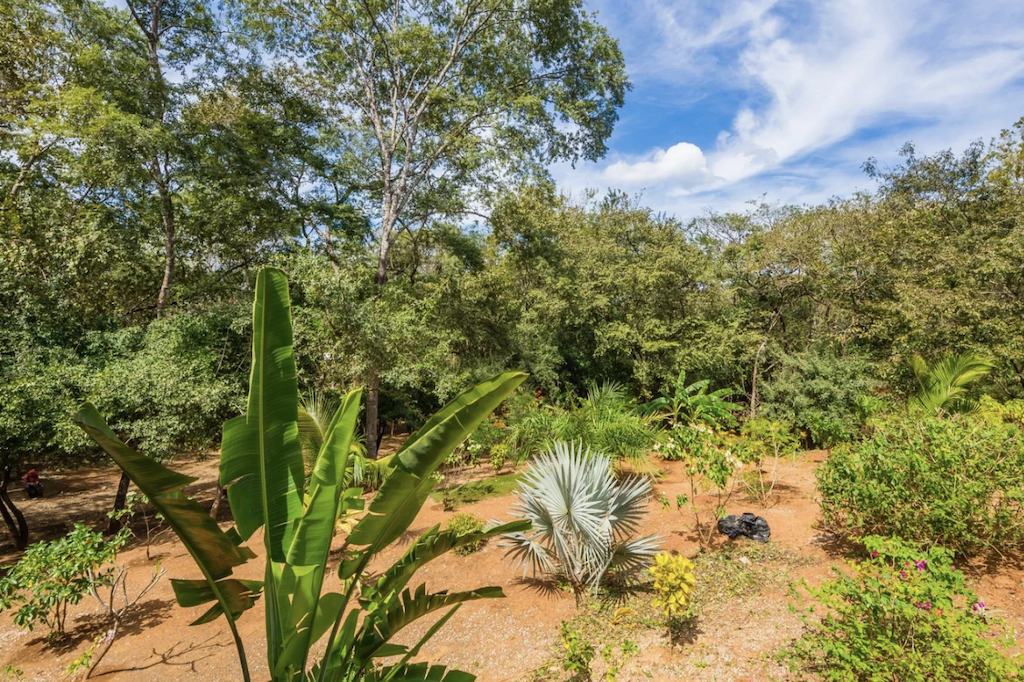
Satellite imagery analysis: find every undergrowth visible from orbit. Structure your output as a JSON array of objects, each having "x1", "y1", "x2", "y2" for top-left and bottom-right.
[{"x1": 524, "y1": 542, "x2": 807, "y2": 681}]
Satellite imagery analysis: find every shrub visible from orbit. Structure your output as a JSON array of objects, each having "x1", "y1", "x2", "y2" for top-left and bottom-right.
[
  {"x1": 448, "y1": 513, "x2": 487, "y2": 555},
  {"x1": 785, "y1": 536, "x2": 1019, "y2": 682},
  {"x1": 658, "y1": 424, "x2": 741, "y2": 549},
  {"x1": 552, "y1": 383, "x2": 659, "y2": 472},
  {"x1": 560, "y1": 622, "x2": 595, "y2": 681},
  {"x1": 761, "y1": 349, "x2": 878, "y2": 448},
  {"x1": 737, "y1": 418, "x2": 799, "y2": 506},
  {"x1": 649, "y1": 552, "x2": 696, "y2": 618},
  {"x1": 638, "y1": 370, "x2": 741, "y2": 430},
  {"x1": 502, "y1": 441, "x2": 660, "y2": 598},
  {"x1": 0, "y1": 525, "x2": 128, "y2": 639},
  {"x1": 817, "y1": 415, "x2": 1024, "y2": 554}
]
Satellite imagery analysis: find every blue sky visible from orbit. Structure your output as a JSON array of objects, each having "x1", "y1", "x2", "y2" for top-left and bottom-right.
[{"x1": 552, "y1": 0, "x2": 1024, "y2": 219}]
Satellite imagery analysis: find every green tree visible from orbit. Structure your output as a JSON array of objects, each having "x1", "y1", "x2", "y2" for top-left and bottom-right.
[{"x1": 238, "y1": 0, "x2": 630, "y2": 456}]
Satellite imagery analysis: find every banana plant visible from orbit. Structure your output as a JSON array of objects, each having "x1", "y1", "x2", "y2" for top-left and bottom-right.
[
  {"x1": 74, "y1": 267, "x2": 529, "y2": 682},
  {"x1": 638, "y1": 371, "x2": 741, "y2": 429}
]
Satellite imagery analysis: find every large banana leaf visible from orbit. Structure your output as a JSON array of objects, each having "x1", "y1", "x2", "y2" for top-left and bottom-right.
[
  {"x1": 72, "y1": 405, "x2": 260, "y2": 646},
  {"x1": 277, "y1": 389, "x2": 362, "y2": 677},
  {"x1": 367, "y1": 663, "x2": 475, "y2": 682},
  {"x1": 361, "y1": 521, "x2": 530, "y2": 607},
  {"x1": 219, "y1": 267, "x2": 306, "y2": 674},
  {"x1": 353, "y1": 584, "x2": 505, "y2": 664},
  {"x1": 173, "y1": 578, "x2": 264, "y2": 625},
  {"x1": 343, "y1": 371, "x2": 526, "y2": 566},
  {"x1": 220, "y1": 267, "x2": 305, "y2": 559}
]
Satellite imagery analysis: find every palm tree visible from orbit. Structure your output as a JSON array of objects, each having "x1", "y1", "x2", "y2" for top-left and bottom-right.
[
  {"x1": 908, "y1": 352, "x2": 995, "y2": 415},
  {"x1": 501, "y1": 441, "x2": 661, "y2": 600}
]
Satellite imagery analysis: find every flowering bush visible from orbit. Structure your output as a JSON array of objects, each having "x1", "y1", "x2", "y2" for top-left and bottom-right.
[
  {"x1": 817, "y1": 416, "x2": 1024, "y2": 554},
  {"x1": 649, "y1": 552, "x2": 696, "y2": 618},
  {"x1": 785, "y1": 536, "x2": 1019, "y2": 681}
]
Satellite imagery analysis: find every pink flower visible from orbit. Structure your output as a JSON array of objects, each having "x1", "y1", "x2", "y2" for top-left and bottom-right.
[
  {"x1": 914, "y1": 560, "x2": 927, "y2": 572},
  {"x1": 871, "y1": 551, "x2": 878, "y2": 559}
]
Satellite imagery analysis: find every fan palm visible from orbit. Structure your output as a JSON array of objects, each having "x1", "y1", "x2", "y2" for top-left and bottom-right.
[
  {"x1": 502, "y1": 441, "x2": 660, "y2": 599},
  {"x1": 908, "y1": 352, "x2": 995, "y2": 415}
]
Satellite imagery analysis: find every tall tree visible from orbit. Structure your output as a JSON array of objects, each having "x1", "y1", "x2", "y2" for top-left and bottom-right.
[{"x1": 239, "y1": 0, "x2": 630, "y2": 456}]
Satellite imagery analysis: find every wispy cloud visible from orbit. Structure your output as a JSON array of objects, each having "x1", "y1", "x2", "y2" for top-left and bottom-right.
[{"x1": 559, "y1": 0, "x2": 1024, "y2": 218}]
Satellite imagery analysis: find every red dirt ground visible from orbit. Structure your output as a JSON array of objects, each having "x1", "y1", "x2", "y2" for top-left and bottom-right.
[{"x1": 1, "y1": 448, "x2": 1022, "y2": 682}]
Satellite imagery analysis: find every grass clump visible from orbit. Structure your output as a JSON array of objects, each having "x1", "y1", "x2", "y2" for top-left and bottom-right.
[{"x1": 430, "y1": 472, "x2": 523, "y2": 509}]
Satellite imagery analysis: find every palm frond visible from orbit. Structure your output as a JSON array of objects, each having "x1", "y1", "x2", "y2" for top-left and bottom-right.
[{"x1": 501, "y1": 441, "x2": 660, "y2": 595}]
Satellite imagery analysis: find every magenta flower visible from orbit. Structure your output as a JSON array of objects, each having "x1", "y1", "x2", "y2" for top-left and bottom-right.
[
  {"x1": 871, "y1": 551, "x2": 878, "y2": 559},
  {"x1": 973, "y1": 601, "x2": 986, "y2": 612},
  {"x1": 914, "y1": 560, "x2": 927, "y2": 572}
]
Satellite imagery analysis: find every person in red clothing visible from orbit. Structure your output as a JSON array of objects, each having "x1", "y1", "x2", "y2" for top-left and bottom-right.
[{"x1": 23, "y1": 468, "x2": 42, "y2": 499}]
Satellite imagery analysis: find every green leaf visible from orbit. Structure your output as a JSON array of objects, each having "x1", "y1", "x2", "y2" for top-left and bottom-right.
[
  {"x1": 369, "y1": 663, "x2": 475, "y2": 682},
  {"x1": 362, "y1": 521, "x2": 530, "y2": 605},
  {"x1": 72, "y1": 405, "x2": 254, "y2": 582},
  {"x1": 72, "y1": 405, "x2": 257, "y2": 626},
  {"x1": 354, "y1": 584, "x2": 506, "y2": 664},
  {"x1": 344, "y1": 372, "x2": 526, "y2": 564},
  {"x1": 278, "y1": 389, "x2": 362, "y2": 676},
  {"x1": 220, "y1": 267, "x2": 305, "y2": 562},
  {"x1": 172, "y1": 578, "x2": 264, "y2": 625}
]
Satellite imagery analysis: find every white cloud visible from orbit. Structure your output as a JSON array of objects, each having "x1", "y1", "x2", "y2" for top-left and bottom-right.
[
  {"x1": 562, "y1": 0, "x2": 1024, "y2": 218},
  {"x1": 603, "y1": 142, "x2": 713, "y2": 185}
]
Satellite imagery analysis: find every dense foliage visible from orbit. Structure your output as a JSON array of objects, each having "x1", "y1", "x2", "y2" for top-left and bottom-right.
[
  {"x1": 786, "y1": 536, "x2": 1019, "y2": 682},
  {"x1": 817, "y1": 416, "x2": 1024, "y2": 554},
  {"x1": 75, "y1": 268, "x2": 531, "y2": 682},
  {"x1": 0, "y1": 525, "x2": 128, "y2": 638}
]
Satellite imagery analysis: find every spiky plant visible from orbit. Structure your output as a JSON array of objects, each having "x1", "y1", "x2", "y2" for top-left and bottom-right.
[
  {"x1": 552, "y1": 382, "x2": 660, "y2": 473},
  {"x1": 501, "y1": 441, "x2": 661, "y2": 599},
  {"x1": 908, "y1": 353, "x2": 995, "y2": 415}
]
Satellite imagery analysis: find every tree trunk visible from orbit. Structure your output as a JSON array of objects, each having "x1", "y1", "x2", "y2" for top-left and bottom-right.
[
  {"x1": 106, "y1": 472, "x2": 131, "y2": 535},
  {"x1": 749, "y1": 338, "x2": 768, "y2": 421},
  {"x1": 209, "y1": 485, "x2": 227, "y2": 520},
  {"x1": 0, "y1": 467, "x2": 28, "y2": 550},
  {"x1": 85, "y1": 620, "x2": 119, "y2": 679},
  {"x1": 365, "y1": 210, "x2": 396, "y2": 460},
  {"x1": 152, "y1": 158, "x2": 176, "y2": 318},
  {"x1": 365, "y1": 368, "x2": 381, "y2": 459}
]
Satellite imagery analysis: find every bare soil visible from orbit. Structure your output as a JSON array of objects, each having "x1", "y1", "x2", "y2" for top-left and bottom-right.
[{"x1": 1, "y1": 447, "x2": 1022, "y2": 682}]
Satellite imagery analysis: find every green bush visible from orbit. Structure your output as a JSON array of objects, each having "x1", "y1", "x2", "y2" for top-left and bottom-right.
[
  {"x1": 817, "y1": 416, "x2": 1024, "y2": 554},
  {"x1": 785, "y1": 536, "x2": 1019, "y2": 682},
  {"x1": 0, "y1": 525, "x2": 129, "y2": 639},
  {"x1": 761, "y1": 349, "x2": 878, "y2": 448},
  {"x1": 88, "y1": 309, "x2": 246, "y2": 459},
  {"x1": 447, "y1": 513, "x2": 487, "y2": 555},
  {"x1": 549, "y1": 383, "x2": 658, "y2": 471}
]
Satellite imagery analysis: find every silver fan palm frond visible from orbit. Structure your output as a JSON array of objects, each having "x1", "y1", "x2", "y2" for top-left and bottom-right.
[{"x1": 502, "y1": 441, "x2": 660, "y2": 596}]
